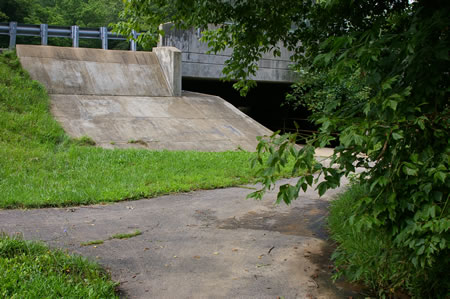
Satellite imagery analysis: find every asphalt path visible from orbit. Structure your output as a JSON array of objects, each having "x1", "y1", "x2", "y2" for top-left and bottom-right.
[{"x1": 0, "y1": 177, "x2": 361, "y2": 299}]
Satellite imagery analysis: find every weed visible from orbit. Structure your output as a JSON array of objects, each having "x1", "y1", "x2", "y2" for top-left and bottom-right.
[
  {"x1": 73, "y1": 136, "x2": 96, "y2": 146},
  {"x1": 127, "y1": 139, "x2": 147, "y2": 146},
  {"x1": 110, "y1": 230, "x2": 142, "y2": 240},
  {"x1": 80, "y1": 240, "x2": 104, "y2": 246}
]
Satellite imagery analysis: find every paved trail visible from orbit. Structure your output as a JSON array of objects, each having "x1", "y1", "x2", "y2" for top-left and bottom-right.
[{"x1": 0, "y1": 178, "x2": 360, "y2": 298}]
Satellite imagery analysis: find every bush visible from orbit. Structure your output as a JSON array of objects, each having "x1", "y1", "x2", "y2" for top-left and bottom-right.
[{"x1": 328, "y1": 185, "x2": 450, "y2": 298}]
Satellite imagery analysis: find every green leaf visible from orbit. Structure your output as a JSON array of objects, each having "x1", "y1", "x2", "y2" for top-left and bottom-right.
[
  {"x1": 363, "y1": 103, "x2": 371, "y2": 115},
  {"x1": 301, "y1": 183, "x2": 307, "y2": 192},
  {"x1": 417, "y1": 245, "x2": 425, "y2": 255},
  {"x1": 388, "y1": 100, "x2": 398, "y2": 111},
  {"x1": 392, "y1": 131, "x2": 403, "y2": 140},
  {"x1": 353, "y1": 134, "x2": 364, "y2": 146},
  {"x1": 317, "y1": 182, "x2": 328, "y2": 196},
  {"x1": 434, "y1": 171, "x2": 446, "y2": 183},
  {"x1": 322, "y1": 119, "x2": 332, "y2": 130},
  {"x1": 403, "y1": 164, "x2": 418, "y2": 176}
]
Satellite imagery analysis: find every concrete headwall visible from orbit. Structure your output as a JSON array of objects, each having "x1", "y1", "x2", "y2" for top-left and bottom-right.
[
  {"x1": 153, "y1": 47, "x2": 182, "y2": 96},
  {"x1": 158, "y1": 23, "x2": 297, "y2": 83},
  {"x1": 16, "y1": 45, "x2": 272, "y2": 151}
]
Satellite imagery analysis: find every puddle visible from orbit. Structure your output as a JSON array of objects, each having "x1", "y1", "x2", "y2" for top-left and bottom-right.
[{"x1": 217, "y1": 200, "x2": 329, "y2": 239}]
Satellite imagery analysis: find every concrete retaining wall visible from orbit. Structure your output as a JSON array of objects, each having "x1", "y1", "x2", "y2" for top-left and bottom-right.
[{"x1": 16, "y1": 45, "x2": 272, "y2": 151}]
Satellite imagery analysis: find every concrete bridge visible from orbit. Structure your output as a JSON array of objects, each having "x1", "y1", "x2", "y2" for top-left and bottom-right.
[
  {"x1": 2, "y1": 22, "x2": 296, "y2": 84},
  {"x1": 159, "y1": 23, "x2": 297, "y2": 83}
]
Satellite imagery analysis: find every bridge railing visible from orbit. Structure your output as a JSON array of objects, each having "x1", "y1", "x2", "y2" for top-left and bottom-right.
[{"x1": 0, "y1": 22, "x2": 139, "y2": 51}]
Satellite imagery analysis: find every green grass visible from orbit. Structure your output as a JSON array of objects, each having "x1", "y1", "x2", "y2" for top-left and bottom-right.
[
  {"x1": 0, "y1": 51, "x2": 291, "y2": 209},
  {"x1": 0, "y1": 234, "x2": 118, "y2": 298},
  {"x1": 110, "y1": 230, "x2": 142, "y2": 240}
]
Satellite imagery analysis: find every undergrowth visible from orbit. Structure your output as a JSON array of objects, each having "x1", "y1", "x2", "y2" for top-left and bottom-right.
[{"x1": 328, "y1": 185, "x2": 449, "y2": 298}]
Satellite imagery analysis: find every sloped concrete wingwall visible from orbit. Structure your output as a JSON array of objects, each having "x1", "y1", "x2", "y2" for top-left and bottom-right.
[
  {"x1": 16, "y1": 45, "x2": 272, "y2": 151},
  {"x1": 17, "y1": 45, "x2": 173, "y2": 97}
]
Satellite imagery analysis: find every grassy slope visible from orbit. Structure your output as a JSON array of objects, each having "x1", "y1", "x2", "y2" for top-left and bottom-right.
[
  {"x1": 0, "y1": 51, "x2": 276, "y2": 208},
  {"x1": 0, "y1": 234, "x2": 118, "y2": 298}
]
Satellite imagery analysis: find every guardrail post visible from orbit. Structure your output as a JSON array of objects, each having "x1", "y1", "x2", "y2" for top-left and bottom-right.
[
  {"x1": 71, "y1": 25, "x2": 79, "y2": 48},
  {"x1": 100, "y1": 27, "x2": 108, "y2": 50},
  {"x1": 40, "y1": 24, "x2": 48, "y2": 45},
  {"x1": 130, "y1": 29, "x2": 137, "y2": 51},
  {"x1": 9, "y1": 22, "x2": 17, "y2": 49}
]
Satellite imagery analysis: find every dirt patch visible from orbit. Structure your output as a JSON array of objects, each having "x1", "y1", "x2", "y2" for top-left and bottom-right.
[{"x1": 305, "y1": 236, "x2": 370, "y2": 298}]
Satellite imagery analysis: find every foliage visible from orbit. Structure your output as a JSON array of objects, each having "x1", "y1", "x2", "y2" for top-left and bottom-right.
[
  {"x1": 329, "y1": 185, "x2": 450, "y2": 297},
  {"x1": 23, "y1": 0, "x2": 124, "y2": 28},
  {"x1": 118, "y1": 0, "x2": 449, "y2": 296},
  {"x1": 0, "y1": 10, "x2": 7, "y2": 22},
  {"x1": 0, "y1": 0, "x2": 123, "y2": 27},
  {"x1": 0, "y1": 0, "x2": 127, "y2": 49},
  {"x1": 0, "y1": 233, "x2": 118, "y2": 298},
  {"x1": 0, "y1": 0, "x2": 30, "y2": 23},
  {"x1": 0, "y1": 51, "x2": 293, "y2": 209},
  {"x1": 284, "y1": 71, "x2": 370, "y2": 116}
]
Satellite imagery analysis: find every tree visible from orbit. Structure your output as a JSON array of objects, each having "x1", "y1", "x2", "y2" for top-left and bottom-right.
[
  {"x1": 0, "y1": 0, "x2": 33, "y2": 23},
  {"x1": 0, "y1": 0, "x2": 127, "y2": 49},
  {"x1": 119, "y1": 0, "x2": 450, "y2": 296},
  {"x1": 0, "y1": 11, "x2": 7, "y2": 22},
  {"x1": 22, "y1": 0, "x2": 124, "y2": 28}
]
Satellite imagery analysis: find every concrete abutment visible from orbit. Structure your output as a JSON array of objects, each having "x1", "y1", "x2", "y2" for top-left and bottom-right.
[{"x1": 16, "y1": 44, "x2": 272, "y2": 151}]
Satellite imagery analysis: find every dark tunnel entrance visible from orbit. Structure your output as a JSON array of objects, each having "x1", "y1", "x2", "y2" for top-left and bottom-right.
[{"x1": 182, "y1": 78, "x2": 318, "y2": 143}]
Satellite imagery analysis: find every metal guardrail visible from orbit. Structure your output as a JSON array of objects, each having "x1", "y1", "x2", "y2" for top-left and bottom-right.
[{"x1": 0, "y1": 22, "x2": 139, "y2": 51}]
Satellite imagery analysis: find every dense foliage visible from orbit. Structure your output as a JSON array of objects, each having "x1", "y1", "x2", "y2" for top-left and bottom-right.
[
  {"x1": 0, "y1": 0, "x2": 128, "y2": 49},
  {"x1": 0, "y1": 0, "x2": 123, "y2": 26},
  {"x1": 118, "y1": 0, "x2": 449, "y2": 296},
  {"x1": 328, "y1": 184, "x2": 449, "y2": 297}
]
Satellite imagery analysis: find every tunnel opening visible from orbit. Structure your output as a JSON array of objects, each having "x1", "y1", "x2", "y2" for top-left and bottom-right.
[{"x1": 182, "y1": 78, "x2": 318, "y2": 144}]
